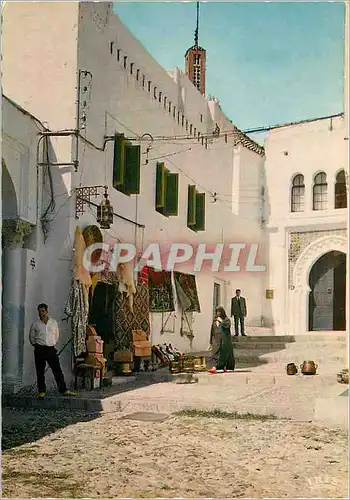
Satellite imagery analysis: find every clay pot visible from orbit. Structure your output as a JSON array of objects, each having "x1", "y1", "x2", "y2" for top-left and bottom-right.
[
  {"x1": 300, "y1": 360, "x2": 318, "y2": 375},
  {"x1": 286, "y1": 363, "x2": 298, "y2": 375}
]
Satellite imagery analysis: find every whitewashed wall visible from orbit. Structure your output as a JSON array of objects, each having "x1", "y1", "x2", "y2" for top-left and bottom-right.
[
  {"x1": 263, "y1": 116, "x2": 347, "y2": 333},
  {"x1": 1, "y1": 98, "x2": 73, "y2": 388},
  {"x1": 75, "y1": 2, "x2": 265, "y2": 350},
  {"x1": 2, "y1": 0, "x2": 265, "y2": 385}
]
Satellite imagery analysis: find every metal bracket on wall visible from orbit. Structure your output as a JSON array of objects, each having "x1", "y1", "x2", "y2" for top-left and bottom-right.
[
  {"x1": 75, "y1": 185, "x2": 106, "y2": 218},
  {"x1": 37, "y1": 131, "x2": 79, "y2": 171}
]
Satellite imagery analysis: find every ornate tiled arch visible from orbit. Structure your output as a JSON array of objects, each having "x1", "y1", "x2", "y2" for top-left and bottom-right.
[
  {"x1": 288, "y1": 229, "x2": 347, "y2": 287},
  {"x1": 293, "y1": 235, "x2": 347, "y2": 290}
]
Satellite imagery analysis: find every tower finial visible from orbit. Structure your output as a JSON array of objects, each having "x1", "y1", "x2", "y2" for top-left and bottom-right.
[{"x1": 194, "y1": 1, "x2": 199, "y2": 46}]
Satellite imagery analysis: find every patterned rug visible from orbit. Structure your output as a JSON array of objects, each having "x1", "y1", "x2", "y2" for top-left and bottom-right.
[
  {"x1": 173, "y1": 271, "x2": 201, "y2": 312},
  {"x1": 148, "y1": 269, "x2": 175, "y2": 312},
  {"x1": 115, "y1": 283, "x2": 150, "y2": 351}
]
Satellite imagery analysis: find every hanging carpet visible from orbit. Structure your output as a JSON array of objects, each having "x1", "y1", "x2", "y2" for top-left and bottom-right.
[
  {"x1": 64, "y1": 278, "x2": 89, "y2": 357},
  {"x1": 173, "y1": 271, "x2": 201, "y2": 313},
  {"x1": 148, "y1": 269, "x2": 175, "y2": 312},
  {"x1": 115, "y1": 283, "x2": 150, "y2": 351}
]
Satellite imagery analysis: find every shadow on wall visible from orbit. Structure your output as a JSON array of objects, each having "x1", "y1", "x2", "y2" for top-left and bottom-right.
[
  {"x1": 28, "y1": 138, "x2": 74, "y2": 390},
  {"x1": 260, "y1": 155, "x2": 274, "y2": 331},
  {"x1": 1, "y1": 135, "x2": 73, "y2": 392}
]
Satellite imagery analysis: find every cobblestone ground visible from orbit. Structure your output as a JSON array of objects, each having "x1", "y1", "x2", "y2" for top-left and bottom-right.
[{"x1": 2, "y1": 407, "x2": 348, "y2": 498}]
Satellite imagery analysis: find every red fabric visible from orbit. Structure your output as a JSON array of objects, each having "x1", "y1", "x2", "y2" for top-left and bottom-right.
[
  {"x1": 138, "y1": 266, "x2": 149, "y2": 285},
  {"x1": 148, "y1": 268, "x2": 165, "y2": 286}
]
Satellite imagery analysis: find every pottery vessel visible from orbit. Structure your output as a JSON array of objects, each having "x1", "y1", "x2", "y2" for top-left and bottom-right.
[
  {"x1": 300, "y1": 360, "x2": 318, "y2": 375},
  {"x1": 286, "y1": 363, "x2": 298, "y2": 375}
]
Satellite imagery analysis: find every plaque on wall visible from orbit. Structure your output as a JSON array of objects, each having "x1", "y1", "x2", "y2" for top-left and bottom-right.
[{"x1": 266, "y1": 289, "x2": 274, "y2": 299}]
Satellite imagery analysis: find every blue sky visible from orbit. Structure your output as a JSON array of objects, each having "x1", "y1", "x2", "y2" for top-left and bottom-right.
[{"x1": 114, "y1": 2, "x2": 345, "y2": 137}]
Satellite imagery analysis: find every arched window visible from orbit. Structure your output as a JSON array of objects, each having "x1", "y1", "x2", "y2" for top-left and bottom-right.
[
  {"x1": 291, "y1": 174, "x2": 305, "y2": 212},
  {"x1": 335, "y1": 170, "x2": 347, "y2": 209},
  {"x1": 313, "y1": 172, "x2": 327, "y2": 210}
]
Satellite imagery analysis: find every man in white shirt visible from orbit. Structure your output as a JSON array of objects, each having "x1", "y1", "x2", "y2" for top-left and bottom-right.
[{"x1": 29, "y1": 303, "x2": 75, "y2": 399}]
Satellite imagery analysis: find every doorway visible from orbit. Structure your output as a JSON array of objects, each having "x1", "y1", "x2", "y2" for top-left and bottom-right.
[
  {"x1": 213, "y1": 283, "x2": 221, "y2": 318},
  {"x1": 308, "y1": 251, "x2": 346, "y2": 331}
]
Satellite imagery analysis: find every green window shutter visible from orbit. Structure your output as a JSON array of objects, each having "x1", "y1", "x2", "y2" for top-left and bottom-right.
[
  {"x1": 113, "y1": 134, "x2": 125, "y2": 188},
  {"x1": 123, "y1": 143, "x2": 141, "y2": 195},
  {"x1": 164, "y1": 172, "x2": 179, "y2": 216},
  {"x1": 187, "y1": 185, "x2": 196, "y2": 226},
  {"x1": 194, "y1": 192, "x2": 206, "y2": 231},
  {"x1": 156, "y1": 163, "x2": 166, "y2": 209}
]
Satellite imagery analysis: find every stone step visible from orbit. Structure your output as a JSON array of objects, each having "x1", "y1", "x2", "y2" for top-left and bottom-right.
[
  {"x1": 234, "y1": 354, "x2": 347, "y2": 364},
  {"x1": 232, "y1": 334, "x2": 347, "y2": 343},
  {"x1": 234, "y1": 342, "x2": 347, "y2": 352}
]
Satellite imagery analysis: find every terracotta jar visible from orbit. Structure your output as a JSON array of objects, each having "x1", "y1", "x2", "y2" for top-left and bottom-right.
[
  {"x1": 300, "y1": 360, "x2": 318, "y2": 375},
  {"x1": 286, "y1": 363, "x2": 298, "y2": 375}
]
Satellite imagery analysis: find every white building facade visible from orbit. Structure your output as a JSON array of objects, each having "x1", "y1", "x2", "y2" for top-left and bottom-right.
[
  {"x1": 1, "y1": 2, "x2": 348, "y2": 392},
  {"x1": 263, "y1": 115, "x2": 348, "y2": 335},
  {"x1": 2, "y1": 2, "x2": 266, "y2": 390}
]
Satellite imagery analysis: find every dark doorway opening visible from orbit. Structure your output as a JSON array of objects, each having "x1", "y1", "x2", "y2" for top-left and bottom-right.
[
  {"x1": 308, "y1": 251, "x2": 346, "y2": 331},
  {"x1": 213, "y1": 283, "x2": 221, "y2": 319}
]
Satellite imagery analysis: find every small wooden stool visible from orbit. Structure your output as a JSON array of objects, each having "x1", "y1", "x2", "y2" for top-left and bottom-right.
[{"x1": 75, "y1": 363, "x2": 102, "y2": 390}]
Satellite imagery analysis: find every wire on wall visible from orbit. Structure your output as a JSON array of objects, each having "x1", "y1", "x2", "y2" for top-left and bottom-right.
[{"x1": 40, "y1": 136, "x2": 56, "y2": 242}]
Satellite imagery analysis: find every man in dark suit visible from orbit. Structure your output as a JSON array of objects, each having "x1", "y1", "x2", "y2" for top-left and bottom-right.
[{"x1": 231, "y1": 289, "x2": 247, "y2": 336}]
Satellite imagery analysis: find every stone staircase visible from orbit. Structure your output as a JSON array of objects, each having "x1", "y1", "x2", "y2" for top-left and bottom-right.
[{"x1": 233, "y1": 332, "x2": 347, "y2": 374}]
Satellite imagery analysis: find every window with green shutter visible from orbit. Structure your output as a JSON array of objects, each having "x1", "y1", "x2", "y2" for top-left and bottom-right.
[
  {"x1": 194, "y1": 192, "x2": 205, "y2": 231},
  {"x1": 155, "y1": 163, "x2": 179, "y2": 217},
  {"x1": 187, "y1": 186, "x2": 206, "y2": 231},
  {"x1": 113, "y1": 134, "x2": 141, "y2": 196},
  {"x1": 187, "y1": 185, "x2": 196, "y2": 227},
  {"x1": 122, "y1": 143, "x2": 141, "y2": 195},
  {"x1": 113, "y1": 133, "x2": 125, "y2": 188},
  {"x1": 164, "y1": 172, "x2": 179, "y2": 216},
  {"x1": 155, "y1": 162, "x2": 166, "y2": 210}
]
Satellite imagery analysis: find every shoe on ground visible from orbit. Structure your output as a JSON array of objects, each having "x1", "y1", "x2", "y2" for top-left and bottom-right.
[
  {"x1": 38, "y1": 392, "x2": 46, "y2": 400},
  {"x1": 208, "y1": 367, "x2": 216, "y2": 374},
  {"x1": 62, "y1": 390, "x2": 76, "y2": 396}
]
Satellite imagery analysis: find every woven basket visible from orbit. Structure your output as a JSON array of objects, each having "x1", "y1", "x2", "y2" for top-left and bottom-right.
[{"x1": 82, "y1": 225, "x2": 103, "y2": 262}]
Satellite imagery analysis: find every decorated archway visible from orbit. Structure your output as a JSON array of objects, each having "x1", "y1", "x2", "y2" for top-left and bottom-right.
[
  {"x1": 308, "y1": 251, "x2": 346, "y2": 331},
  {"x1": 1, "y1": 158, "x2": 33, "y2": 392},
  {"x1": 289, "y1": 235, "x2": 347, "y2": 334}
]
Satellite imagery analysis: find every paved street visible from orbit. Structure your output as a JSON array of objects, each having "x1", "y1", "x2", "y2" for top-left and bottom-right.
[
  {"x1": 2, "y1": 370, "x2": 348, "y2": 498},
  {"x1": 2, "y1": 407, "x2": 347, "y2": 499}
]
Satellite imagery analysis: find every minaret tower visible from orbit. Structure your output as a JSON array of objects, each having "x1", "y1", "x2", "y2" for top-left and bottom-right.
[{"x1": 185, "y1": 1, "x2": 206, "y2": 95}]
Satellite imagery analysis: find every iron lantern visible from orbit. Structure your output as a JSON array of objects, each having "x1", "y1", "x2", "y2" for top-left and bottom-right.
[{"x1": 97, "y1": 187, "x2": 114, "y2": 229}]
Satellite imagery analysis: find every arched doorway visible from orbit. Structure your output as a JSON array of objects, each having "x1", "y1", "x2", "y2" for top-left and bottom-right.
[{"x1": 308, "y1": 251, "x2": 346, "y2": 331}]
